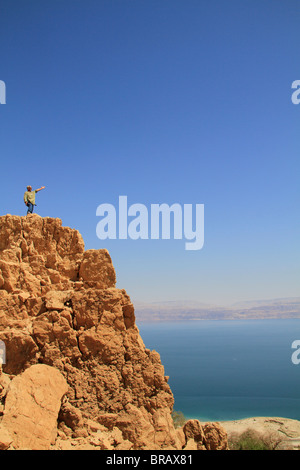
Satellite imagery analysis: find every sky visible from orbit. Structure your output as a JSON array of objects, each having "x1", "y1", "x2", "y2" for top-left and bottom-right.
[{"x1": 0, "y1": 0, "x2": 299, "y2": 306}]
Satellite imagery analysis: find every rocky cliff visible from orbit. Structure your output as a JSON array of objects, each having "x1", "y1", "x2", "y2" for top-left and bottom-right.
[{"x1": 0, "y1": 214, "x2": 227, "y2": 450}]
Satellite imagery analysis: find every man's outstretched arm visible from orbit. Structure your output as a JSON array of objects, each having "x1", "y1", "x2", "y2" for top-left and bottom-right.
[{"x1": 35, "y1": 186, "x2": 46, "y2": 192}]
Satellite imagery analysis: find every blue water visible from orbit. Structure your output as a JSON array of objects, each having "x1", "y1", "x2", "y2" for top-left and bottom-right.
[{"x1": 138, "y1": 320, "x2": 300, "y2": 422}]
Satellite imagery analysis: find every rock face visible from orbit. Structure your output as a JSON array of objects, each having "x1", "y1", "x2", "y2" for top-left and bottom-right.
[{"x1": 0, "y1": 214, "x2": 228, "y2": 450}]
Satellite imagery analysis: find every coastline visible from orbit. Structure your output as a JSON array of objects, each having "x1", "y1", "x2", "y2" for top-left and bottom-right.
[{"x1": 216, "y1": 416, "x2": 300, "y2": 449}]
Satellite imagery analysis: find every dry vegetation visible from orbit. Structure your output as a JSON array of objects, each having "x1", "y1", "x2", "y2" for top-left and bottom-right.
[{"x1": 228, "y1": 428, "x2": 294, "y2": 450}]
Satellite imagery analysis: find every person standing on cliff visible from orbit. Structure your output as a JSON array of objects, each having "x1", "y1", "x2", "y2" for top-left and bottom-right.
[{"x1": 24, "y1": 185, "x2": 46, "y2": 215}]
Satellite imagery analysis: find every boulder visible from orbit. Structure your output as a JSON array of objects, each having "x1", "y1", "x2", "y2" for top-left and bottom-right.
[{"x1": 1, "y1": 364, "x2": 68, "y2": 449}]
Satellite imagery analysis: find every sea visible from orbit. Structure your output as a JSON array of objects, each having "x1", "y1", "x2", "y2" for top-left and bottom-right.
[{"x1": 137, "y1": 319, "x2": 300, "y2": 422}]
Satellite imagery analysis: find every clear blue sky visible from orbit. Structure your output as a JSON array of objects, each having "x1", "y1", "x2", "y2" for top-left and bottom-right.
[{"x1": 0, "y1": 0, "x2": 299, "y2": 305}]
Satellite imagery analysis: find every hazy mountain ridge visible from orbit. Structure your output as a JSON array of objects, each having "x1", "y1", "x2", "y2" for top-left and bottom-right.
[{"x1": 134, "y1": 298, "x2": 300, "y2": 322}]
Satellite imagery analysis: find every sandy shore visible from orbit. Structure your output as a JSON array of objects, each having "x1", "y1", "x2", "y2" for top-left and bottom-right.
[{"x1": 218, "y1": 417, "x2": 300, "y2": 449}]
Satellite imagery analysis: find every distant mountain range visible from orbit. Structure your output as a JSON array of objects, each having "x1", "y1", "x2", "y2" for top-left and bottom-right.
[{"x1": 134, "y1": 297, "x2": 300, "y2": 322}]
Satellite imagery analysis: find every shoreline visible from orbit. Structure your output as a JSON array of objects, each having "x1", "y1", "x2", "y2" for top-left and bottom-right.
[{"x1": 215, "y1": 416, "x2": 300, "y2": 449}]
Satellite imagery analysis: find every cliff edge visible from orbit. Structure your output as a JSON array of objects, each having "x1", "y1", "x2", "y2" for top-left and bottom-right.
[{"x1": 0, "y1": 214, "x2": 227, "y2": 450}]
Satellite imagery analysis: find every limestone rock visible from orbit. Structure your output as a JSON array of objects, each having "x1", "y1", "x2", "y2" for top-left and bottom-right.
[
  {"x1": 59, "y1": 398, "x2": 84, "y2": 434},
  {"x1": 79, "y1": 249, "x2": 116, "y2": 288},
  {"x1": 0, "y1": 215, "x2": 228, "y2": 450},
  {"x1": 183, "y1": 419, "x2": 229, "y2": 450},
  {"x1": 0, "y1": 424, "x2": 13, "y2": 450},
  {"x1": 183, "y1": 419, "x2": 206, "y2": 443},
  {"x1": 202, "y1": 422, "x2": 229, "y2": 450},
  {"x1": 2, "y1": 364, "x2": 68, "y2": 449}
]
